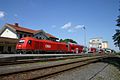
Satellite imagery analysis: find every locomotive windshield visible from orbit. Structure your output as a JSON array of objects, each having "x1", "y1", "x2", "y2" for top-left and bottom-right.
[
  {"x1": 28, "y1": 40, "x2": 32, "y2": 44},
  {"x1": 19, "y1": 40, "x2": 25, "y2": 43}
]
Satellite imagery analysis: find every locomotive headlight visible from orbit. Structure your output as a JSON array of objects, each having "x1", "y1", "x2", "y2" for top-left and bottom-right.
[{"x1": 18, "y1": 45, "x2": 22, "y2": 47}]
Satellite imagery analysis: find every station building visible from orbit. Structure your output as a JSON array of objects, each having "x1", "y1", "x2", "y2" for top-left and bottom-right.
[
  {"x1": 0, "y1": 23, "x2": 58, "y2": 53},
  {"x1": 0, "y1": 37, "x2": 18, "y2": 53},
  {"x1": 102, "y1": 41, "x2": 108, "y2": 49},
  {"x1": 89, "y1": 37, "x2": 108, "y2": 49}
]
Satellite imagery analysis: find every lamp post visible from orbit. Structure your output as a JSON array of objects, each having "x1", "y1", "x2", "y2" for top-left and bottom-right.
[
  {"x1": 82, "y1": 26, "x2": 87, "y2": 53},
  {"x1": 83, "y1": 26, "x2": 86, "y2": 46}
]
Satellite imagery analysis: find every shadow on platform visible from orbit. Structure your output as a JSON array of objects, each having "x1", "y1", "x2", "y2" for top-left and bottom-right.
[{"x1": 99, "y1": 56, "x2": 120, "y2": 71}]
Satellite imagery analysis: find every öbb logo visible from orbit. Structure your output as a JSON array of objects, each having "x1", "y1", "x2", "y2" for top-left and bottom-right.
[{"x1": 45, "y1": 44, "x2": 51, "y2": 48}]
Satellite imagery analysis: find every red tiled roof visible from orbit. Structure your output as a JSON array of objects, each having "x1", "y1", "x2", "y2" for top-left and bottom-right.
[
  {"x1": 46, "y1": 33, "x2": 57, "y2": 38},
  {"x1": 7, "y1": 24, "x2": 38, "y2": 34},
  {"x1": 6, "y1": 23, "x2": 57, "y2": 38}
]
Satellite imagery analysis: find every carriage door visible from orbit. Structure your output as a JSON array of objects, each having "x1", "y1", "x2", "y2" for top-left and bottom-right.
[
  {"x1": 76, "y1": 48, "x2": 79, "y2": 54},
  {"x1": 67, "y1": 44, "x2": 70, "y2": 52}
]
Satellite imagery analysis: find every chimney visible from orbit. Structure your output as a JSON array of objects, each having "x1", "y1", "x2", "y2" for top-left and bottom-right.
[{"x1": 15, "y1": 23, "x2": 19, "y2": 26}]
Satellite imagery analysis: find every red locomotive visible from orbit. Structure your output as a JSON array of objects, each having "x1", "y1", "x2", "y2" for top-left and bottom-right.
[{"x1": 16, "y1": 37, "x2": 84, "y2": 54}]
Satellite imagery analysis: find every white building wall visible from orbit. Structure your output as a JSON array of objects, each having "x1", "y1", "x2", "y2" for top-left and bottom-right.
[
  {"x1": 102, "y1": 42, "x2": 108, "y2": 48},
  {"x1": 34, "y1": 33, "x2": 47, "y2": 39},
  {"x1": 89, "y1": 38, "x2": 102, "y2": 48},
  {"x1": 1, "y1": 28, "x2": 18, "y2": 39}
]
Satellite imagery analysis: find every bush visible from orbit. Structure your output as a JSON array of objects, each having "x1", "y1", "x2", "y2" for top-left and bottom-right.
[{"x1": 116, "y1": 52, "x2": 120, "y2": 55}]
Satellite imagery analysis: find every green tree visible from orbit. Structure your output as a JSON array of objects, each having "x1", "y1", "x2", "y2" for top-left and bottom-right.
[
  {"x1": 59, "y1": 39, "x2": 77, "y2": 44},
  {"x1": 113, "y1": 15, "x2": 120, "y2": 50},
  {"x1": 59, "y1": 39, "x2": 63, "y2": 42}
]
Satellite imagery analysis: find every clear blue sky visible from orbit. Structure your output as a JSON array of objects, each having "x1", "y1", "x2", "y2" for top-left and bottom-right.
[{"x1": 0, "y1": 0, "x2": 119, "y2": 51}]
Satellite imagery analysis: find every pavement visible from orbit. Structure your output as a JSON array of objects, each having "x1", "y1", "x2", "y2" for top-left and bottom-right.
[
  {"x1": 0, "y1": 54, "x2": 80, "y2": 58},
  {"x1": 0, "y1": 56, "x2": 99, "y2": 75},
  {"x1": 41, "y1": 62, "x2": 120, "y2": 80}
]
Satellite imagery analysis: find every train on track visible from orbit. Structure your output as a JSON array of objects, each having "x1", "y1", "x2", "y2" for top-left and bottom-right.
[
  {"x1": 88, "y1": 47, "x2": 104, "y2": 53},
  {"x1": 16, "y1": 37, "x2": 84, "y2": 54},
  {"x1": 16, "y1": 37, "x2": 113, "y2": 54}
]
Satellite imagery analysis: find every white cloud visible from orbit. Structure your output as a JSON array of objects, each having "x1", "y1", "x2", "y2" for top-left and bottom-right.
[
  {"x1": 0, "y1": 11, "x2": 5, "y2": 18},
  {"x1": 61, "y1": 22, "x2": 85, "y2": 33},
  {"x1": 75, "y1": 25, "x2": 84, "y2": 29},
  {"x1": 61, "y1": 22, "x2": 72, "y2": 29}
]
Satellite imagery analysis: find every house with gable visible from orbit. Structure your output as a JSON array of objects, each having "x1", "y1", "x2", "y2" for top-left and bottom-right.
[
  {"x1": 0, "y1": 23, "x2": 58, "y2": 53},
  {"x1": 0, "y1": 23, "x2": 58, "y2": 41}
]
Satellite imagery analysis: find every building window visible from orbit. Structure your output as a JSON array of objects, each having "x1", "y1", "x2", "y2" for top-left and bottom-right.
[
  {"x1": 99, "y1": 43, "x2": 101, "y2": 45},
  {"x1": 39, "y1": 37, "x2": 42, "y2": 39},
  {"x1": 0, "y1": 46, "x2": 4, "y2": 53},
  {"x1": 20, "y1": 34, "x2": 23, "y2": 38},
  {"x1": 28, "y1": 35, "x2": 31, "y2": 37},
  {"x1": 24, "y1": 34, "x2": 27, "y2": 37},
  {"x1": 92, "y1": 40, "x2": 95, "y2": 42},
  {"x1": 8, "y1": 46, "x2": 11, "y2": 52},
  {"x1": 36, "y1": 37, "x2": 38, "y2": 39}
]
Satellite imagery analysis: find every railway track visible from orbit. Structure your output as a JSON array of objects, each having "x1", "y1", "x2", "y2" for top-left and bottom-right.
[
  {"x1": 0, "y1": 55, "x2": 108, "y2": 80},
  {"x1": 0, "y1": 53, "x2": 108, "y2": 66},
  {"x1": 0, "y1": 56, "x2": 78, "y2": 66}
]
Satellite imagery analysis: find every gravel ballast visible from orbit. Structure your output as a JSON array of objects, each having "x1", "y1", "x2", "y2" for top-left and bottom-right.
[{"x1": 41, "y1": 62, "x2": 120, "y2": 80}]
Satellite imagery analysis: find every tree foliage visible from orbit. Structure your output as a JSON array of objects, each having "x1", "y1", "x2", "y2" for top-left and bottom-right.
[
  {"x1": 59, "y1": 39, "x2": 77, "y2": 44},
  {"x1": 113, "y1": 15, "x2": 120, "y2": 50}
]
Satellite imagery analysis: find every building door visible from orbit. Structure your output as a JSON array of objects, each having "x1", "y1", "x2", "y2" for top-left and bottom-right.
[{"x1": 0, "y1": 46, "x2": 4, "y2": 53}]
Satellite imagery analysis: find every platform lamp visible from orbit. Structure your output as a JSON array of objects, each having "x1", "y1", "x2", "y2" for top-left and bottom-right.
[{"x1": 83, "y1": 26, "x2": 86, "y2": 47}]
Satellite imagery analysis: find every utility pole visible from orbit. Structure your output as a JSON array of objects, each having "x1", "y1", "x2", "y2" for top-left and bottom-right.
[{"x1": 83, "y1": 26, "x2": 86, "y2": 46}]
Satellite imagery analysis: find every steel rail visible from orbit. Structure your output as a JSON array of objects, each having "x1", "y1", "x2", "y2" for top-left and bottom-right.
[
  {"x1": 0, "y1": 53, "x2": 108, "y2": 66},
  {"x1": 0, "y1": 55, "x2": 108, "y2": 80}
]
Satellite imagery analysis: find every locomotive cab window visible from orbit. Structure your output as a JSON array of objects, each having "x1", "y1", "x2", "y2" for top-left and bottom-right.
[
  {"x1": 19, "y1": 40, "x2": 25, "y2": 43},
  {"x1": 28, "y1": 40, "x2": 32, "y2": 44}
]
